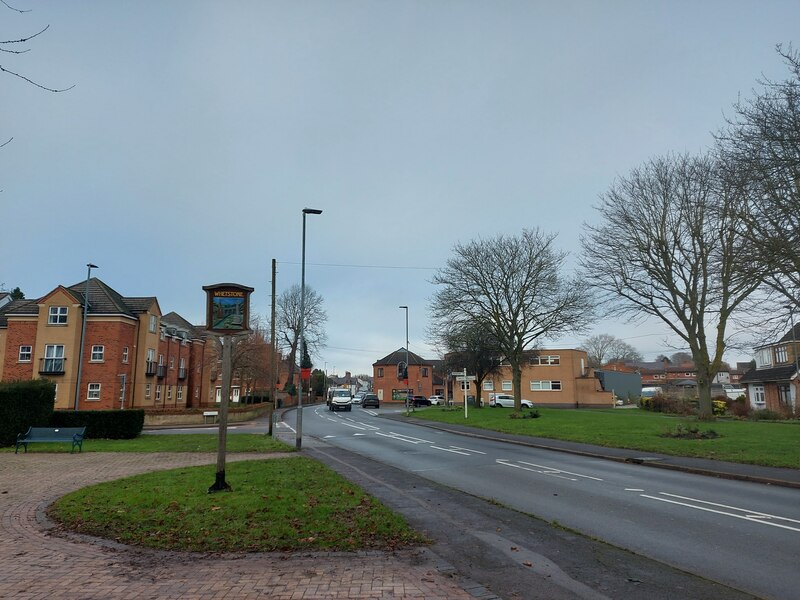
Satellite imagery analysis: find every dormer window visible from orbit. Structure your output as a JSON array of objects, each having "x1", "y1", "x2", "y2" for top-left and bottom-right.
[
  {"x1": 48, "y1": 306, "x2": 68, "y2": 325},
  {"x1": 775, "y1": 345, "x2": 788, "y2": 364}
]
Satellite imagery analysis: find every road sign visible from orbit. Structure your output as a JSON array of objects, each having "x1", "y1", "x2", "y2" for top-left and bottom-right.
[{"x1": 455, "y1": 375, "x2": 476, "y2": 382}]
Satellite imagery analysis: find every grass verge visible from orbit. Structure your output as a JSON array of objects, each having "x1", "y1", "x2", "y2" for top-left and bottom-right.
[
  {"x1": 7, "y1": 434, "x2": 292, "y2": 453},
  {"x1": 411, "y1": 407, "x2": 800, "y2": 468},
  {"x1": 49, "y1": 457, "x2": 427, "y2": 552}
]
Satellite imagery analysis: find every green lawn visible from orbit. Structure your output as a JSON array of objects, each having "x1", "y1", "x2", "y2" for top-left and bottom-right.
[
  {"x1": 412, "y1": 407, "x2": 800, "y2": 468},
  {"x1": 49, "y1": 457, "x2": 427, "y2": 552},
  {"x1": 8, "y1": 433, "x2": 292, "y2": 453}
]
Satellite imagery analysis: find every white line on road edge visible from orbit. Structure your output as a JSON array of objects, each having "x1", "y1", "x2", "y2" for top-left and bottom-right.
[
  {"x1": 278, "y1": 421, "x2": 296, "y2": 433},
  {"x1": 641, "y1": 494, "x2": 800, "y2": 533},
  {"x1": 449, "y1": 445, "x2": 487, "y2": 455},
  {"x1": 375, "y1": 431, "x2": 434, "y2": 444},
  {"x1": 625, "y1": 488, "x2": 645, "y2": 492}
]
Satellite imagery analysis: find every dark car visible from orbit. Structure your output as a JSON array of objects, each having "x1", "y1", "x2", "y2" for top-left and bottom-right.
[
  {"x1": 361, "y1": 393, "x2": 380, "y2": 408},
  {"x1": 412, "y1": 395, "x2": 431, "y2": 407}
]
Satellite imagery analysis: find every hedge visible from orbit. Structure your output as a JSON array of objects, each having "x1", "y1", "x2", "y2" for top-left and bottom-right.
[
  {"x1": 51, "y1": 409, "x2": 144, "y2": 439},
  {"x1": 0, "y1": 380, "x2": 56, "y2": 446}
]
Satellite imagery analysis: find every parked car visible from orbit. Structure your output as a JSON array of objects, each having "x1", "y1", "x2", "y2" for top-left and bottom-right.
[
  {"x1": 489, "y1": 394, "x2": 533, "y2": 408},
  {"x1": 329, "y1": 389, "x2": 353, "y2": 412},
  {"x1": 412, "y1": 395, "x2": 431, "y2": 407},
  {"x1": 428, "y1": 395, "x2": 447, "y2": 405},
  {"x1": 361, "y1": 393, "x2": 380, "y2": 408}
]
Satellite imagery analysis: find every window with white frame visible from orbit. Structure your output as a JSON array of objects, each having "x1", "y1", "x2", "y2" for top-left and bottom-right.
[
  {"x1": 87, "y1": 383, "x2": 101, "y2": 401},
  {"x1": 122, "y1": 347, "x2": 129, "y2": 363},
  {"x1": 167, "y1": 387, "x2": 172, "y2": 400},
  {"x1": 755, "y1": 349, "x2": 772, "y2": 368},
  {"x1": 145, "y1": 384, "x2": 151, "y2": 399},
  {"x1": 775, "y1": 345, "x2": 788, "y2": 364},
  {"x1": 483, "y1": 380, "x2": 494, "y2": 391},
  {"x1": 530, "y1": 355, "x2": 560, "y2": 366},
  {"x1": 177, "y1": 386, "x2": 183, "y2": 401},
  {"x1": 149, "y1": 314, "x2": 157, "y2": 333},
  {"x1": 90, "y1": 345, "x2": 104, "y2": 361},
  {"x1": 778, "y1": 384, "x2": 792, "y2": 405},
  {"x1": 179, "y1": 357, "x2": 185, "y2": 370},
  {"x1": 170, "y1": 356, "x2": 175, "y2": 369},
  {"x1": 377, "y1": 367, "x2": 384, "y2": 377},
  {"x1": 421, "y1": 367, "x2": 429, "y2": 377},
  {"x1": 43, "y1": 344, "x2": 65, "y2": 372},
  {"x1": 160, "y1": 330, "x2": 166, "y2": 341},
  {"x1": 752, "y1": 385, "x2": 765, "y2": 404},
  {"x1": 502, "y1": 380, "x2": 512, "y2": 391},
  {"x1": 530, "y1": 380, "x2": 562, "y2": 391},
  {"x1": 146, "y1": 348, "x2": 155, "y2": 362},
  {"x1": 18, "y1": 345, "x2": 32, "y2": 362},
  {"x1": 158, "y1": 354, "x2": 164, "y2": 366},
  {"x1": 156, "y1": 385, "x2": 162, "y2": 402},
  {"x1": 48, "y1": 306, "x2": 68, "y2": 324}
]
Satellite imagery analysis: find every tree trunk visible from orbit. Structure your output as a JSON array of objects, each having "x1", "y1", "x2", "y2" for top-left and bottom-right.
[
  {"x1": 512, "y1": 360, "x2": 522, "y2": 413},
  {"x1": 696, "y1": 367, "x2": 714, "y2": 420}
]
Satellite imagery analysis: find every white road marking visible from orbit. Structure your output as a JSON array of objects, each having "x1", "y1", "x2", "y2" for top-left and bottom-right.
[
  {"x1": 431, "y1": 445, "x2": 470, "y2": 455},
  {"x1": 449, "y1": 445, "x2": 487, "y2": 455},
  {"x1": 625, "y1": 488, "x2": 645, "y2": 492},
  {"x1": 375, "y1": 431, "x2": 434, "y2": 444},
  {"x1": 517, "y1": 461, "x2": 604, "y2": 481},
  {"x1": 496, "y1": 459, "x2": 576, "y2": 481},
  {"x1": 641, "y1": 493, "x2": 800, "y2": 533},
  {"x1": 353, "y1": 433, "x2": 366, "y2": 436},
  {"x1": 277, "y1": 421, "x2": 296, "y2": 433},
  {"x1": 324, "y1": 435, "x2": 336, "y2": 439},
  {"x1": 337, "y1": 421, "x2": 369, "y2": 431}
]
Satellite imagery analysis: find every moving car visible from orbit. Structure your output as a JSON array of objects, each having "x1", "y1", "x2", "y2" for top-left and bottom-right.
[
  {"x1": 489, "y1": 393, "x2": 534, "y2": 408},
  {"x1": 329, "y1": 389, "x2": 353, "y2": 412},
  {"x1": 361, "y1": 393, "x2": 380, "y2": 408},
  {"x1": 353, "y1": 392, "x2": 366, "y2": 405},
  {"x1": 412, "y1": 395, "x2": 431, "y2": 407}
]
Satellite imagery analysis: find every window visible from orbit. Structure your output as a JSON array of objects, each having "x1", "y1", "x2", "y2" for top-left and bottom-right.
[
  {"x1": 145, "y1": 384, "x2": 151, "y2": 399},
  {"x1": 421, "y1": 367, "x2": 429, "y2": 377},
  {"x1": 122, "y1": 347, "x2": 129, "y2": 363},
  {"x1": 483, "y1": 380, "x2": 494, "y2": 391},
  {"x1": 755, "y1": 349, "x2": 772, "y2": 368},
  {"x1": 87, "y1": 383, "x2": 101, "y2": 401},
  {"x1": 158, "y1": 354, "x2": 164, "y2": 366},
  {"x1": 177, "y1": 386, "x2": 183, "y2": 401},
  {"x1": 149, "y1": 314, "x2": 157, "y2": 333},
  {"x1": 146, "y1": 348, "x2": 155, "y2": 362},
  {"x1": 18, "y1": 345, "x2": 32, "y2": 362},
  {"x1": 179, "y1": 357, "x2": 185, "y2": 370},
  {"x1": 156, "y1": 385, "x2": 162, "y2": 402},
  {"x1": 48, "y1": 306, "x2": 68, "y2": 324},
  {"x1": 775, "y1": 345, "x2": 788, "y2": 364},
  {"x1": 778, "y1": 384, "x2": 792, "y2": 405},
  {"x1": 753, "y1": 385, "x2": 765, "y2": 404},
  {"x1": 377, "y1": 368, "x2": 384, "y2": 377},
  {"x1": 167, "y1": 387, "x2": 172, "y2": 400},
  {"x1": 195, "y1": 387, "x2": 199, "y2": 398},
  {"x1": 160, "y1": 330, "x2": 166, "y2": 341},
  {"x1": 530, "y1": 380, "x2": 562, "y2": 391},
  {"x1": 43, "y1": 344, "x2": 65, "y2": 372},
  {"x1": 90, "y1": 345, "x2": 104, "y2": 361},
  {"x1": 530, "y1": 355, "x2": 560, "y2": 366},
  {"x1": 502, "y1": 380, "x2": 512, "y2": 391},
  {"x1": 170, "y1": 356, "x2": 175, "y2": 369}
]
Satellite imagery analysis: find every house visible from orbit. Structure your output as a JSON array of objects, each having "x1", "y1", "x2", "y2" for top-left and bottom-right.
[
  {"x1": 373, "y1": 348, "x2": 442, "y2": 402},
  {"x1": 739, "y1": 324, "x2": 799, "y2": 411},
  {"x1": 0, "y1": 278, "x2": 205, "y2": 411},
  {"x1": 459, "y1": 348, "x2": 617, "y2": 408}
]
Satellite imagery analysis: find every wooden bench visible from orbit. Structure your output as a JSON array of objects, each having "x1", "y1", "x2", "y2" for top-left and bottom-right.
[
  {"x1": 15, "y1": 426, "x2": 87, "y2": 454},
  {"x1": 203, "y1": 410, "x2": 219, "y2": 424}
]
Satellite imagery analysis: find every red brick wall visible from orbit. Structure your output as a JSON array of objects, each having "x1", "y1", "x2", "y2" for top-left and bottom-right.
[
  {"x1": 77, "y1": 320, "x2": 137, "y2": 410},
  {"x1": 2, "y1": 321, "x2": 37, "y2": 381}
]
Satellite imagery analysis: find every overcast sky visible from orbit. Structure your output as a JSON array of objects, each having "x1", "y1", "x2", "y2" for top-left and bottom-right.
[{"x1": 2, "y1": 1, "x2": 798, "y2": 376}]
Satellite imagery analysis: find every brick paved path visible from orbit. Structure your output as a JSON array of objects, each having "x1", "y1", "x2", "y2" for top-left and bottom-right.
[{"x1": 1, "y1": 453, "x2": 475, "y2": 599}]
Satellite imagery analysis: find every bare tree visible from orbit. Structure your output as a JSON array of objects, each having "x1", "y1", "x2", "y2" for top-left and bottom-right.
[
  {"x1": 581, "y1": 153, "x2": 759, "y2": 419},
  {"x1": 716, "y1": 45, "x2": 800, "y2": 312},
  {"x1": 430, "y1": 229, "x2": 592, "y2": 412},
  {"x1": 579, "y1": 334, "x2": 642, "y2": 368},
  {"x1": 432, "y1": 321, "x2": 503, "y2": 408},
  {"x1": 275, "y1": 284, "x2": 327, "y2": 389}
]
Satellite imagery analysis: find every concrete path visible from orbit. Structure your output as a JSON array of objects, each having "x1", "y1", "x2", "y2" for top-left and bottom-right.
[{"x1": 1, "y1": 452, "x2": 476, "y2": 599}]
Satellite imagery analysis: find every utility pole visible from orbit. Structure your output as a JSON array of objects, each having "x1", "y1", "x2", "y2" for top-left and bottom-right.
[{"x1": 270, "y1": 258, "x2": 277, "y2": 436}]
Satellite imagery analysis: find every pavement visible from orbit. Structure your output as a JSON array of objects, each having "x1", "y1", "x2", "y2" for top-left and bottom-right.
[{"x1": 3, "y1": 412, "x2": 796, "y2": 600}]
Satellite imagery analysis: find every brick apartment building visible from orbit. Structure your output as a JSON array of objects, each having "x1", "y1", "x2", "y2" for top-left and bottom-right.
[
  {"x1": 0, "y1": 278, "x2": 206, "y2": 411},
  {"x1": 373, "y1": 348, "x2": 443, "y2": 402}
]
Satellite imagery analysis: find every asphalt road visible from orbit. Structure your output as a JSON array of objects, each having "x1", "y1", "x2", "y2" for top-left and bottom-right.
[{"x1": 286, "y1": 405, "x2": 800, "y2": 600}]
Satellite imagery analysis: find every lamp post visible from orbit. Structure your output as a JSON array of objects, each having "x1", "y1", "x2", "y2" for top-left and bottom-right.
[
  {"x1": 74, "y1": 263, "x2": 98, "y2": 410},
  {"x1": 399, "y1": 305, "x2": 409, "y2": 413},
  {"x1": 296, "y1": 208, "x2": 322, "y2": 450}
]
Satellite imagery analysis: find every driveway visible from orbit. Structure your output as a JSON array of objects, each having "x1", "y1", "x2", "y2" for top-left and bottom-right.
[{"x1": 1, "y1": 452, "x2": 476, "y2": 599}]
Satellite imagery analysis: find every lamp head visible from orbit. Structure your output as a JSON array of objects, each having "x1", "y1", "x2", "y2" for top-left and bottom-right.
[
  {"x1": 87, "y1": 263, "x2": 98, "y2": 269},
  {"x1": 302, "y1": 208, "x2": 323, "y2": 215}
]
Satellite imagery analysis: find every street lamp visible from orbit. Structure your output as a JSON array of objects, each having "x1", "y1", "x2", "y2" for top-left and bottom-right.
[
  {"x1": 74, "y1": 263, "x2": 98, "y2": 410},
  {"x1": 399, "y1": 305, "x2": 409, "y2": 413},
  {"x1": 296, "y1": 208, "x2": 322, "y2": 450}
]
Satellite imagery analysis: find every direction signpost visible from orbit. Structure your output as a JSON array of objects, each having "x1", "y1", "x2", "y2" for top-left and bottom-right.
[{"x1": 452, "y1": 370, "x2": 476, "y2": 418}]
